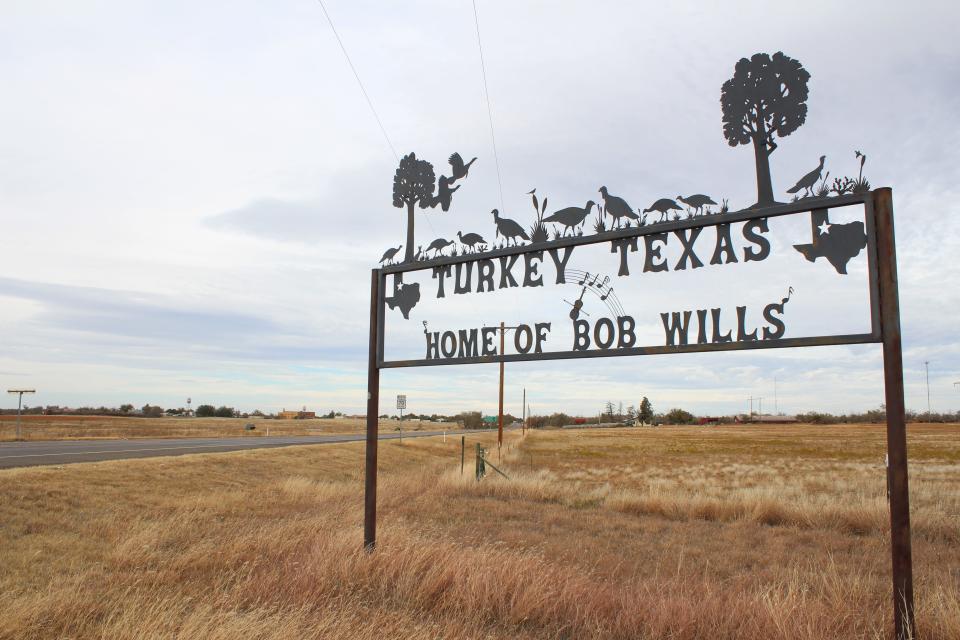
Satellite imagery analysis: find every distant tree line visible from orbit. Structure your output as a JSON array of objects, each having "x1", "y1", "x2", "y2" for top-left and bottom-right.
[
  {"x1": 795, "y1": 406, "x2": 960, "y2": 424},
  {"x1": 523, "y1": 400, "x2": 696, "y2": 427},
  {"x1": 194, "y1": 405, "x2": 238, "y2": 418},
  {"x1": 0, "y1": 404, "x2": 249, "y2": 418},
  {"x1": 4, "y1": 403, "x2": 956, "y2": 425},
  {"x1": 377, "y1": 412, "x2": 470, "y2": 423}
]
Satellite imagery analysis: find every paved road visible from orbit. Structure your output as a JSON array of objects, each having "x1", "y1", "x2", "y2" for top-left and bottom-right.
[{"x1": 0, "y1": 430, "x2": 460, "y2": 469}]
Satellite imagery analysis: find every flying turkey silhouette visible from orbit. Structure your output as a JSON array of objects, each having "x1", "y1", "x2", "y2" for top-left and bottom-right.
[{"x1": 448, "y1": 153, "x2": 477, "y2": 181}]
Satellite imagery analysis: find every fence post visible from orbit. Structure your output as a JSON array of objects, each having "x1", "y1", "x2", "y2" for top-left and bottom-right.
[
  {"x1": 461, "y1": 436, "x2": 465, "y2": 475},
  {"x1": 475, "y1": 443, "x2": 486, "y2": 481}
]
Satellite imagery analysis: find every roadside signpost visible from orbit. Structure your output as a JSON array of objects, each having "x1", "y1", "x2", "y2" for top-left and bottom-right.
[
  {"x1": 396, "y1": 394, "x2": 406, "y2": 442},
  {"x1": 364, "y1": 51, "x2": 915, "y2": 638},
  {"x1": 7, "y1": 389, "x2": 36, "y2": 441}
]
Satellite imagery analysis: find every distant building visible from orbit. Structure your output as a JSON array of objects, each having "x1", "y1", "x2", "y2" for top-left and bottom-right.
[{"x1": 278, "y1": 409, "x2": 316, "y2": 420}]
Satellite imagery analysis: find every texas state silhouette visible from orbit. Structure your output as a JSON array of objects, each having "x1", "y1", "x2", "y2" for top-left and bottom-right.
[{"x1": 793, "y1": 210, "x2": 867, "y2": 275}]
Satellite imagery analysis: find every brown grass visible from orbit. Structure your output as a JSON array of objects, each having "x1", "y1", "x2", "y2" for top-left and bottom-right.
[
  {"x1": 0, "y1": 415, "x2": 435, "y2": 441},
  {"x1": 0, "y1": 423, "x2": 958, "y2": 639}
]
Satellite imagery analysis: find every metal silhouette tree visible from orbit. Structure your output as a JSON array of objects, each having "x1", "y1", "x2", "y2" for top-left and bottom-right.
[
  {"x1": 721, "y1": 52, "x2": 810, "y2": 208},
  {"x1": 392, "y1": 152, "x2": 436, "y2": 263}
]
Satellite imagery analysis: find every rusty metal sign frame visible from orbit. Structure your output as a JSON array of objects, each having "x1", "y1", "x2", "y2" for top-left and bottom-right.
[
  {"x1": 364, "y1": 188, "x2": 914, "y2": 639},
  {"x1": 375, "y1": 191, "x2": 881, "y2": 368}
]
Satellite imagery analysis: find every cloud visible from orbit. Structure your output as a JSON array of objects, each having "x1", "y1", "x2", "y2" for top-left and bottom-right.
[
  {"x1": 205, "y1": 198, "x2": 327, "y2": 244},
  {"x1": 0, "y1": 277, "x2": 371, "y2": 368},
  {"x1": 1, "y1": 1, "x2": 958, "y2": 414}
]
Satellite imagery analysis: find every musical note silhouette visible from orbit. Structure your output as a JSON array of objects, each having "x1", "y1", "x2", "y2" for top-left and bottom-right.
[
  {"x1": 588, "y1": 273, "x2": 599, "y2": 287},
  {"x1": 600, "y1": 287, "x2": 613, "y2": 301},
  {"x1": 577, "y1": 271, "x2": 590, "y2": 286},
  {"x1": 594, "y1": 275, "x2": 610, "y2": 288},
  {"x1": 781, "y1": 286, "x2": 795, "y2": 306}
]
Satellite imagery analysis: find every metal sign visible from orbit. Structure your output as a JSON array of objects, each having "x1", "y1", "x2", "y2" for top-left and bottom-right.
[
  {"x1": 377, "y1": 194, "x2": 878, "y2": 367},
  {"x1": 396, "y1": 394, "x2": 406, "y2": 410},
  {"x1": 362, "y1": 50, "x2": 914, "y2": 639}
]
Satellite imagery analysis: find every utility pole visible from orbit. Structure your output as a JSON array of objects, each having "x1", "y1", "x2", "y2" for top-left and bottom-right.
[
  {"x1": 774, "y1": 377, "x2": 778, "y2": 415},
  {"x1": 924, "y1": 361, "x2": 930, "y2": 414},
  {"x1": 487, "y1": 321, "x2": 521, "y2": 456},
  {"x1": 748, "y1": 396, "x2": 754, "y2": 421},
  {"x1": 522, "y1": 388, "x2": 526, "y2": 435},
  {"x1": 7, "y1": 390, "x2": 36, "y2": 440},
  {"x1": 498, "y1": 322, "x2": 505, "y2": 454}
]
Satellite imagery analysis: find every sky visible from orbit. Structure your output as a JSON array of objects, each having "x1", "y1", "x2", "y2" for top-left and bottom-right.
[{"x1": 1, "y1": 0, "x2": 958, "y2": 417}]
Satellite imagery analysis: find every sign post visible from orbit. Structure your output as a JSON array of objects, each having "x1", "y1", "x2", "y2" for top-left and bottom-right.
[
  {"x1": 874, "y1": 188, "x2": 914, "y2": 637},
  {"x1": 7, "y1": 389, "x2": 36, "y2": 441},
  {"x1": 397, "y1": 394, "x2": 406, "y2": 442},
  {"x1": 364, "y1": 270, "x2": 380, "y2": 551}
]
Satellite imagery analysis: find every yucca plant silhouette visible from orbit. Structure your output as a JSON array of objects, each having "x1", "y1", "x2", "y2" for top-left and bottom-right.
[
  {"x1": 593, "y1": 204, "x2": 607, "y2": 233},
  {"x1": 830, "y1": 151, "x2": 871, "y2": 196},
  {"x1": 816, "y1": 171, "x2": 832, "y2": 197},
  {"x1": 852, "y1": 151, "x2": 871, "y2": 193},
  {"x1": 527, "y1": 189, "x2": 550, "y2": 244}
]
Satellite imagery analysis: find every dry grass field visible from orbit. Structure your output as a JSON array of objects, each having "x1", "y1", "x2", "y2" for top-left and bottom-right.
[
  {"x1": 0, "y1": 423, "x2": 957, "y2": 639},
  {"x1": 0, "y1": 415, "x2": 435, "y2": 441}
]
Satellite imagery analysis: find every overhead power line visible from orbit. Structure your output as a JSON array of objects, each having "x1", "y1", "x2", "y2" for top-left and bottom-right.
[
  {"x1": 471, "y1": 0, "x2": 505, "y2": 213},
  {"x1": 315, "y1": 1, "x2": 439, "y2": 239},
  {"x1": 316, "y1": 0, "x2": 399, "y2": 162}
]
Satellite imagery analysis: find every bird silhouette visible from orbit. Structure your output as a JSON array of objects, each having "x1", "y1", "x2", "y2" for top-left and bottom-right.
[
  {"x1": 677, "y1": 194, "x2": 717, "y2": 216},
  {"x1": 448, "y1": 153, "x2": 477, "y2": 181},
  {"x1": 642, "y1": 198, "x2": 683, "y2": 222},
  {"x1": 426, "y1": 237, "x2": 454, "y2": 258},
  {"x1": 543, "y1": 200, "x2": 596, "y2": 236},
  {"x1": 457, "y1": 231, "x2": 486, "y2": 253},
  {"x1": 428, "y1": 175, "x2": 461, "y2": 211},
  {"x1": 379, "y1": 245, "x2": 402, "y2": 264},
  {"x1": 786, "y1": 156, "x2": 826, "y2": 198},
  {"x1": 599, "y1": 187, "x2": 639, "y2": 229},
  {"x1": 491, "y1": 209, "x2": 530, "y2": 246}
]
